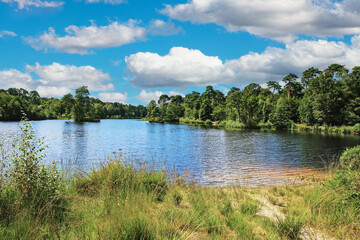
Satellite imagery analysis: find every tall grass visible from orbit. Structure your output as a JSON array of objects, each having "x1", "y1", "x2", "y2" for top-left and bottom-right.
[
  {"x1": 217, "y1": 120, "x2": 246, "y2": 129},
  {"x1": 305, "y1": 145, "x2": 360, "y2": 239}
]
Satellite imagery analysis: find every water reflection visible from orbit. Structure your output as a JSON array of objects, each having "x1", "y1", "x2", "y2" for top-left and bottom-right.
[{"x1": 1, "y1": 119, "x2": 360, "y2": 187}]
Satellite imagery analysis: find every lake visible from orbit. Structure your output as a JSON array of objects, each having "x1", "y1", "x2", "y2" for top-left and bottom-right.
[{"x1": 1, "y1": 119, "x2": 360, "y2": 186}]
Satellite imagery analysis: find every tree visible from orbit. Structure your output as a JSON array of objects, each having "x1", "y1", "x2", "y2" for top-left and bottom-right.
[
  {"x1": 304, "y1": 73, "x2": 344, "y2": 125},
  {"x1": 158, "y1": 94, "x2": 170, "y2": 122},
  {"x1": 61, "y1": 93, "x2": 75, "y2": 119},
  {"x1": 145, "y1": 100, "x2": 159, "y2": 121},
  {"x1": 267, "y1": 81, "x2": 281, "y2": 94},
  {"x1": 184, "y1": 91, "x2": 200, "y2": 119},
  {"x1": 301, "y1": 67, "x2": 321, "y2": 89},
  {"x1": 324, "y1": 64, "x2": 348, "y2": 80},
  {"x1": 73, "y1": 86, "x2": 91, "y2": 122},
  {"x1": 226, "y1": 91, "x2": 242, "y2": 123},
  {"x1": 283, "y1": 73, "x2": 299, "y2": 98},
  {"x1": 270, "y1": 97, "x2": 298, "y2": 129}
]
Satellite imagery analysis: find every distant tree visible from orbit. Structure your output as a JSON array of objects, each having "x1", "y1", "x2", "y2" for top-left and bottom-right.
[
  {"x1": 73, "y1": 86, "x2": 90, "y2": 122},
  {"x1": 283, "y1": 73, "x2": 299, "y2": 98},
  {"x1": 267, "y1": 81, "x2": 281, "y2": 94},
  {"x1": 226, "y1": 91, "x2": 242, "y2": 123},
  {"x1": 61, "y1": 93, "x2": 75, "y2": 119},
  {"x1": 324, "y1": 64, "x2": 348, "y2": 79},
  {"x1": 301, "y1": 67, "x2": 321, "y2": 89}
]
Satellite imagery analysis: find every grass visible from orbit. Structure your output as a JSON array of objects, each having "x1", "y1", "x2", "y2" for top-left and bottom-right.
[
  {"x1": 296, "y1": 123, "x2": 360, "y2": 135},
  {"x1": 180, "y1": 119, "x2": 360, "y2": 135},
  {"x1": 217, "y1": 120, "x2": 246, "y2": 129},
  {"x1": 1, "y1": 122, "x2": 360, "y2": 239}
]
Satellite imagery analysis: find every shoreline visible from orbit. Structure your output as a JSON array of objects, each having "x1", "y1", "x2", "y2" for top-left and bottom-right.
[{"x1": 144, "y1": 118, "x2": 360, "y2": 136}]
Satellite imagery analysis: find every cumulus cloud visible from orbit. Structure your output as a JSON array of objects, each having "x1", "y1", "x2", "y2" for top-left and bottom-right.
[
  {"x1": 25, "y1": 19, "x2": 182, "y2": 54},
  {"x1": 98, "y1": 92, "x2": 128, "y2": 103},
  {"x1": 1, "y1": 0, "x2": 63, "y2": 9},
  {"x1": 137, "y1": 90, "x2": 184, "y2": 104},
  {"x1": 0, "y1": 69, "x2": 33, "y2": 89},
  {"x1": 125, "y1": 36, "x2": 360, "y2": 88},
  {"x1": 125, "y1": 47, "x2": 236, "y2": 88},
  {"x1": 0, "y1": 30, "x2": 17, "y2": 38},
  {"x1": 162, "y1": 0, "x2": 360, "y2": 43},
  {"x1": 25, "y1": 20, "x2": 146, "y2": 54},
  {"x1": 0, "y1": 62, "x2": 114, "y2": 97},
  {"x1": 147, "y1": 19, "x2": 182, "y2": 36},
  {"x1": 85, "y1": 0, "x2": 125, "y2": 4},
  {"x1": 225, "y1": 37, "x2": 360, "y2": 83}
]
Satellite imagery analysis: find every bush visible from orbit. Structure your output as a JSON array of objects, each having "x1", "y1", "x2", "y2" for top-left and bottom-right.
[
  {"x1": 205, "y1": 119, "x2": 212, "y2": 125},
  {"x1": 353, "y1": 123, "x2": 360, "y2": 134},
  {"x1": 0, "y1": 121, "x2": 66, "y2": 223},
  {"x1": 339, "y1": 146, "x2": 360, "y2": 170}
]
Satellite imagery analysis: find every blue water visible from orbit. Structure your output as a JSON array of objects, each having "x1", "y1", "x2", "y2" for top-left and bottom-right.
[{"x1": 1, "y1": 119, "x2": 360, "y2": 186}]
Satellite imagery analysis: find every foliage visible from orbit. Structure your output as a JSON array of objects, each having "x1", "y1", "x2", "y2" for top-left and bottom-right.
[
  {"x1": 0, "y1": 86, "x2": 146, "y2": 122},
  {"x1": 0, "y1": 121, "x2": 66, "y2": 228},
  {"x1": 144, "y1": 64, "x2": 360, "y2": 131}
]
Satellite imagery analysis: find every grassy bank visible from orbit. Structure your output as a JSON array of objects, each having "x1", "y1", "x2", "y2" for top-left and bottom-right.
[
  {"x1": 1, "y1": 122, "x2": 360, "y2": 239},
  {"x1": 179, "y1": 117, "x2": 360, "y2": 134}
]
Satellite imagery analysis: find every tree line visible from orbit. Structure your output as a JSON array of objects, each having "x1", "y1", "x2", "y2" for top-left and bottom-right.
[
  {"x1": 145, "y1": 64, "x2": 360, "y2": 128},
  {"x1": 0, "y1": 86, "x2": 147, "y2": 122}
]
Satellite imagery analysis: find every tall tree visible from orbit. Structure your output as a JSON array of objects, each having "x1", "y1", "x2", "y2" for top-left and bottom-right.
[
  {"x1": 267, "y1": 81, "x2": 281, "y2": 94},
  {"x1": 301, "y1": 67, "x2": 321, "y2": 89},
  {"x1": 283, "y1": 73, "x2": 299, "y2": 98},
  {"x1": 73, "y1": 86, "x2": 91, "y2": 122}
]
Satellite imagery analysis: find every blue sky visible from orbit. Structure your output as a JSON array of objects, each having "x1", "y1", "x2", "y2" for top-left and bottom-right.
[{"x1": 1, "y1": 0, "x2": 360, "y2": 105}]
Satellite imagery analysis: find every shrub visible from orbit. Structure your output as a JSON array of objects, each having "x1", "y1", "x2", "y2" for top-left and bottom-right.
[
  {"x1": 339, "y1": 146, "x2": 360, "y2": 170},
  {"x1": 205, "y1": 119, "x2": 212, "y2": 125},
  {"x1": 217, "y1": 121, "x2": 226, "y2": 127},
  {"x1": 353, "y1": 123, "x2": 360, "y2": 134},
  {"x1": 0, "y1": 121, "x2": 66, "y2": 223}
]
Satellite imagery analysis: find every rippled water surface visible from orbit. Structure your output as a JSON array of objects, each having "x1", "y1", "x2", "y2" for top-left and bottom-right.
[{"x1": 1, "y1": 119, "x2": 360, "y2": 186}]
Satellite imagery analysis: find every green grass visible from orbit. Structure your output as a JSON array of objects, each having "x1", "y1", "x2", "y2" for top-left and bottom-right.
[
  {"x1": 217, "y1": 120, "x2": 246, "y2": 129},
  {"x1": 296, "y1": 123, "x2": 360, "y2": 135}
]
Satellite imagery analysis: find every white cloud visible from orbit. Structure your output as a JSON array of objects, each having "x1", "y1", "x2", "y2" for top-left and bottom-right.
[
  {"x1": 0, "y1": 30, "x2": 17, "y2": 38},
  {"x1": 0, "y1": 62, "x2": 114, "y2": 97},
  {"x1": 125, "y1": 47, "x2": 236, "y2": 88},
  {"x1": 36, "y1": 86, "x2": 70, "y2": 97},
  {"x1": 125, "y1": 36, "x2": 360, "y2": 88},
  {"x1": 0, "y1": 69, "x2": 33, "y2": 89},
  {"x1": 85, "y1": 0, "x2": 125, "y2": 4},
  {"x1": 148, "y1": 19, "x2": 182, "y2": 36},
  {"x1": 26, "y1": 62, "x2": 114, "y2": 91},
  {"x1": 137, "y1": 90, "x2": 184, "y2": 104},
  {"x1": 162, "y1": 0, "x2": 360, "y2": 43},
  {"x1": 1, "y1": 0, "x2": 63, "y2": 9},
  {"x1": 111, "y1": 60, "x2": 122, "y2": 66},
  {"x1": 25, "y1": 20, "x2": 146, "y2": 54},
  {"x1": 25, "y1": 19, "x2": 182, "y2": 54},
  {"x1": 225, "y1": 36, "x2": 360, "y2": 83},
  {"x1": 98, "y1": 92, "x2": 128, "y2": 103}
]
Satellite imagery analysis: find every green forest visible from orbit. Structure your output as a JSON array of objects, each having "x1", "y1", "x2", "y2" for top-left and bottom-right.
[
  {"x1": 0, "y1": 86, "x2": 146, "y2": 122},
  {"x1": 145, "y1": 64, "x2": 360, "y2": 129}
]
